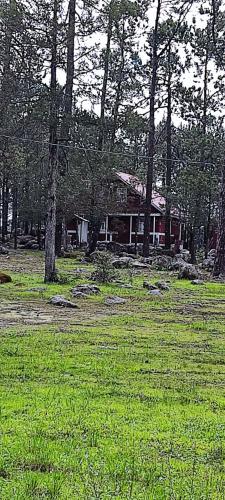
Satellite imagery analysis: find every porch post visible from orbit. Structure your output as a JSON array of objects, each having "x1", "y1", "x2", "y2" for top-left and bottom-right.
[
  {"x1": 105, "y1": 216, "x2": 108, "y2": 242},
  {"x1": 153, "y1": 216, "x2": 156, "y2": 244},
  {"x1": 129, "y1": 215, "x2": 132, "y2": 244},
  {"x1": 179, "y1": 221, "x2": 182, "y2": 241}
]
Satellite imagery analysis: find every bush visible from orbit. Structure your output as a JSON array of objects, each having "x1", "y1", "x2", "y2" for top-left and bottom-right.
[{"x1": 92, "y1": 252, "x2": 117, "y2": 283}]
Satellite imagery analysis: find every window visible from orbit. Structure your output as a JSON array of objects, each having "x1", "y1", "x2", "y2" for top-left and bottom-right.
[
  {"x1": 138, "y1": 219, "x2": 144, "y2": 233},
  {"x1": 117, "y1": 187, "x2": 127, "y2": 203},
  {"x1": 100, "y1": 220, "x2": 106, "y2": 232}
]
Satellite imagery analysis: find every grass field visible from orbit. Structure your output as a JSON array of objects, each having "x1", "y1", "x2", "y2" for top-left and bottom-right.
[{"x1": 1, "y1": 251, "x2": 225, "y2": 499}]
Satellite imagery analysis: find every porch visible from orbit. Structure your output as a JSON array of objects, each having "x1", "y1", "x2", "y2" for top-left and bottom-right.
[{"x1": 98, "y1": 214, "x2": 175, "y2": 246}]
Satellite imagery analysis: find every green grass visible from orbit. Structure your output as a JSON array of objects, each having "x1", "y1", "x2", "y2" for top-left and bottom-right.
[{"x1": 1, "y1": 252, "x2": 225, "y2": 498}]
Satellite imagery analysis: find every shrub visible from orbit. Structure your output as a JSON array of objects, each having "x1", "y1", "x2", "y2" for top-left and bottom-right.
[{"x1": 92, "y1": 252, "x2": 117, "y2": 283}]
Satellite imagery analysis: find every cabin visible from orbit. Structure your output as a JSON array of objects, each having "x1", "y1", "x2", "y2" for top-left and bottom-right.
[
  {"x1": 67, "y1": 214, "x2": 89, "y2": 247},
  {"x1": 66, "y1": 171, "x2": 182, "y2": 247},
  {"x1": 98, "y1": 172, "x2": 182, "y2": 246}
]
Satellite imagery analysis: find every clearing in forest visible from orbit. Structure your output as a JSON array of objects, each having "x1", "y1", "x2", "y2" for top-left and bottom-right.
[{"x1": 0, "y1": 251, "x2": 225, "y2": 499}]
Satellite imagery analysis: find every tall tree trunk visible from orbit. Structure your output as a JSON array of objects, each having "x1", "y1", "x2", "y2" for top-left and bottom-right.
[
  {"x1": 87, "y1": 4, "x2": 113, "y2": 256},
  {"x1": 213, "y1": 165, "x2": 225, "y2": 276},
  {"x1": 143, "y1": 0, "x2": 161, "y2": 257},
  {"x1": 12, "y1": 185, "x2": 18, "y2": 249},
  {"x1": 55, "y1": 211, "x2": 63, "y2": 257},
  {"x1": 62, "y1": 0, "x2": 75, "y2": 142},
  {"x1": 98, "y1": 6, "x2": 113, "y2": 151},
  {"x1": 2, "y1": 175, "x2": 9, "y2": 243},
  {"x1": 45, "y1": 0, "x2": 58, "y2": 283},
  {"x1": 191, "y1": 46, "x2": 208, "y2": 264},
  {"x1": 165, "y1": 43, "x2": 172, "y2": 250},
  {"x1": 56, "y1": 0, "x2": 76, "y2": 253},
  {"x1": 110, "y1": 19, "x2": 125, "y2": 151}
]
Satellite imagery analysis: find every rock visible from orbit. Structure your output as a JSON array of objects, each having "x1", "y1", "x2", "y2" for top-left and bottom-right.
[
  {"x1": 71, "y1": 284, "x2": 100, "y2": 296},
  {"x1": 118, "y1": 252, "x2": 137, "y2": 260},
  {"x1": 31, "y1": 244, "x2": 39, "y2": 250},
  {"x1": 202, "y1": 257, "x2": 214, "y2": 270},
  {"x1": 105, "y1": 295, "x2": 127, "y2": 305},
  {"x1": 130, "y1": 260, "x2": 149, "y2": 269},
  {"x1": 111, "y1": 257, "x2": 132, "y2": 268},
  {"x1": 155, "y1": 281, "x2": 170, "y2": 291},
  {"x1": 140, "y1": 257, "x2": 152, "y2": 265},
  {"x1": 143, "y1": 281, "x2": 158, "y2": 291},
  {"x1": 170, "y1": 257, "x2": 186, "y2": 271},
  {"x1": 0, "y1": 246, "x2": 9, "y2": 255},
  {"x1": 0, "y1": 272, "x2": 12, "y2": 284},
  {"x1": 191, "y1": 279, "x2": 205, "y2": 285},
  {"x1": 71, "y1": 290, "x2": 88, "y2": 298},
  {"x1": 49, "y1": 295, "x2": 78, "y2": 308},
  {"x1": 152, "y1": 255, "x2": 172, "y2": 270},
  {"x1": 18, "y1": 235, "x2": 34, "y2": 245},
  {"x1": 208, "y1": 249, "x2": 216, "y2": 257},
  {"x1": 24, "y1": 240, "x2": 38, "y2": 249},
  {"x1": 178, "y1": 264, "x2": 199, "y2": 280},
  {"x1": 180, "y1": 249, "x2": 191, "y2": 262},
  {"x1": 148, "y1": 289, "x2": 162, "y2": 296}
]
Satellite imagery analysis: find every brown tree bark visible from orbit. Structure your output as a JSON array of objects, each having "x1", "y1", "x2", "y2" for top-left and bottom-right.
[
  {"x1": 45, "y1": 0, "x2": 58, "y2": 282},
  {"x1": 191, "y1": 46, "x2": 208, "y2": 264},
  {"x1": 2, "y1": 175, "x2": 9, "y2": 243},
  {"x1": 98, "y1": 5, "x2": 113, "y2": 151},
  {"x1": 213, "y1": 165, "x2": 225, "y2": 276},
  {"x1": 12, "y1": 185, "x2": 18, "y2": 249},
  {"x1": 87, "y1": 4, "x2": 113, "y2": 255},
  {"x1": 165, "y1": 43, "x2": 172, "y2": 250},
  {"x1": 110, "y1": 19, "x2": 125, "y2": 151},
  {"x1": 143, "y1": 0, "x2": 161, "y2": 257},
  {"x1": 56, "y1": 0, "x2": 76, "y2": 253}
]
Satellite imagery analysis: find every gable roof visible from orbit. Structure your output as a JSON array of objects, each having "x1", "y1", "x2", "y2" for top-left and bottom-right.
[
  {"x1": 116, "y1": 171, "x2": 166, "y2": 213},
  {"x1": 115, "y1": 171, "x2": 179, "y2": 217}
]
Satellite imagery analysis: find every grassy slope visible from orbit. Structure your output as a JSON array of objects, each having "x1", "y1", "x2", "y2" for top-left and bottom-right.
[{"x1": 0, "y1": 252, "x2": 225, "y2": 499}]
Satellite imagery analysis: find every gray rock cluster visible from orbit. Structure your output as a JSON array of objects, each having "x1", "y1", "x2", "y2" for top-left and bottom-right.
[
  {"x1": 105, "y1": 296, "x2": 127, "y2": 305},
  {"x1": 49, "y1": 295, "x2": 78, "y2": 308},
  {"x1": 71, "y1": 284, "x2": 100, "y2": 297},
  {"x1": 0, "y1": 245, "x2": 9, "y2": 255}
]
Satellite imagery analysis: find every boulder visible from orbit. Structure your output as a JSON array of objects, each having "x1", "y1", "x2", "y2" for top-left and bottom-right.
[
  {"x1": 178, "y1": 264, "x2": 199, "y2": 280},
  {"x1": 143, "y1": 281, "x2": 158, "y2": 291},
  {"x1": 105, "y1": 296, "x2": 127, "y2": 305},
  {"x1": 148, "y1": 289, "x2": 162, "y2": 296},
  {"x1": 152, "y1": 255, "x2": 172, "y2": 270},
  {"x1": 140, "y1": 257, "x2": 152, "y2": 265},
  {"x1": 18, "y1": 235, "x2": 34, "y2": 245},
  {"x1": 0, "y1": 272, "x2": 12, "y2": 284},
  {"x1": 202, "y1": 257, "x2": 214, "y2": 270},
  {"x1": 71, "y1": 290, "x2": 88, "y2": 298},
  {"x1": 130, "y1": 260, "x2": 149, "y2": 269},
  {"x1": 170, "y1": 257, "x2": 186, "y2": 271},
  {"x1": 49, "y1": 295, "x2": 78, "y2": 308},
  {"x1": 111, "y1": 257, "x2": 132, "y2": 268},
  {"x1": 180, "y1": 249, "x2": 191, "y2": 262},
  {"x1": 191, "y1": 279, "x2": 205, "y2": 285},
  {"x1": 24, "y1": 240, "x2": 38, "y2": 249},
  {"x1": 0, "y1": 246, "x2": 9, "y2": 255},
  {"x1": 71, "y1": 284, "x2": 100, "y2": 296},
  {"x1": 118, "y1": 252, "x2": 137, "y2": 260},
  {"x1": 155, "y1": 281, "x2": 170, "y2": 291}
]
